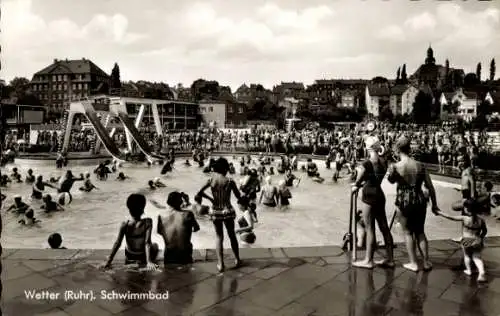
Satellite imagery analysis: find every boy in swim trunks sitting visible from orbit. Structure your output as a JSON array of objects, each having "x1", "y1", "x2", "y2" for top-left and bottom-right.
[
  {"x1": 102, "y1": 194, "x2": 159, "y2": 270},
  {"x1": 157, "y1": 191, "x2": 200, "y2": 264},
  {"x1": 435, "y1": 199, "x2": 487, "y2": 282}
]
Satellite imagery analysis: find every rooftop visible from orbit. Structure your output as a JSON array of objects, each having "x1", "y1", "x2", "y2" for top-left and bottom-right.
[
  {"x1": 34, "y1": 58, "x2": 109, "y2": 78},
  {"x1": 4, "y1": 237, "x2": 500, "y2": 315}
]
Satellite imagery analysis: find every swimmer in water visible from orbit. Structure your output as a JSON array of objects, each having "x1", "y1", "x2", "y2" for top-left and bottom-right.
[
  {"x1": 116, "y1": 172, "x2": 129, "y2": 181},
  {"x1": 49, "y1": 176, "x2": 60, "y2": 183},
  {"x1": 153, "y1": 177, "x2": 166, "y2": 187},
  {"x1": 184, "y1": 159, "x2": 191, "y2": 166},
  {"x1": 102, "y1": 194, "x2": 159, "y2": 270},
  {"x1": 160, "y1": 161, "x2": 173, "y2": 175},
  {"x1": 95, "y1": 163, "x2": 111, "y2": 180},
  {"x1": 11, "y1": 168, "x2": 21, "y2": 181},
  {"x1": 0, "y1": 175, "x2": 12, "y2": 187},
  {"x1": 19, "y1": 208, "x2": 41, "y2": 226},
  {"x1": 6, "y1": 195, "x2": 30, "y2": 214},
  {"x1": 235, "y1": 196, "x2": 257, "y2": 244},
  {"x1": 41, "y1": 194, "x2": 65, "y2": 212},
  {"x1": 48, "y1": 233, "x2": 67, "y2": 249},
  {"x1": 32, "y1": 176, "x2": 56, "y2": 200},
  {"x1": 79, "y1": 173, "x2": 98, "y2": 192},
  {"x1": 277, "y1": 180, "x2": 292, "y2": 210},
  {"x1": 148, "y1": 180, "x2": 157, "y2": 190},
  {"x1": 25, "y1": 169, "x2": 36, "y2": 184},
  {"x1": 58, "y1": 171, "x2": 84, "y2": 201}
]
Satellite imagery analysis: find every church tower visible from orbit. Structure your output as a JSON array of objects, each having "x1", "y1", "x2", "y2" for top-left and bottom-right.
[{"x1": 425, "y1": 45, "x2": 436, "y2": 65}]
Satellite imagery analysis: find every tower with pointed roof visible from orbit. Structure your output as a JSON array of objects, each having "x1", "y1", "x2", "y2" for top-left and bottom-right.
[{"x1": 425, "y1": 45, "x2": 436, "y2": 65}]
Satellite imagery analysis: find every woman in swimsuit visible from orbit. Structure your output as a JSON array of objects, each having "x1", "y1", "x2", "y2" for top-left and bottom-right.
[
  {"x1": 387, "y1": 136, "x2": 440, "y2": 272},
  {"x1": 259, "y1": 176, "x2": 278, "y2": 208},
  {"x1": 103, "y1": 194, "x2": 159, "y2": 270},
  {"x1": 197, "y1": 157, "x2": 242, "y2": 272},
  {"x1": 352, "y1": 136, "x2": 394, "y2": 269}
]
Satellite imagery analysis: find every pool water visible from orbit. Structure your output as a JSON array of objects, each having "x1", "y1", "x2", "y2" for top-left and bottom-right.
[{"x1": 1, "y1": 156, "x2": 498, "y2": 249}]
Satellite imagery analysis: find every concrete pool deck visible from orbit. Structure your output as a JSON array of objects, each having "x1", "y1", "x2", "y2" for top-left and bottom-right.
[{"x1": 3, "y1": 237, "x2": 500, "y2": 315}]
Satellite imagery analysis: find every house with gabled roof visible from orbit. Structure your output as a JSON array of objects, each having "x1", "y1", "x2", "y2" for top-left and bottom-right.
[
  {"x1": 389, "y1": 84, "x2": 419, "y2": 116},
  {"x1": 365, "y1": 83, "x2": 390, "y2": 117},
  {"x1": 30, "y1": 58, "x2": 110, "y2": 116}
]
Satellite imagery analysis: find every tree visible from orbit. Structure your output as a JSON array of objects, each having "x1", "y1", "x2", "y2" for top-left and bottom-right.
[
  {"x1": 401, "y1": 64, "x2": 407, "y2": 83},
  {"x1": 190, "y1": 79, "x2": 220, "y2": 102},
  {"x1": 490, "y1": 58, "x2": 496, "y2": 81},
  {"x1": 445, "y1": 59, "x2": 450, "y2": 85},
  {"x1": 476, "y1": 62, "x2": 482, "y2": 82},
  {"x1": 9, "y1": 77, "x2": 30, "y2": 97},
  {"x1": 411, "y1": 91, "x2": 433, "y2": 124},
  {"x1": 464, "y1": 73, "x2": 479, "y2": 88},
  {"x1": 110, "y1": 63, "x2": 121, "y2": 89},
  {"x1": 396, "y1": 67, "x2": 401, "y2": 83}
]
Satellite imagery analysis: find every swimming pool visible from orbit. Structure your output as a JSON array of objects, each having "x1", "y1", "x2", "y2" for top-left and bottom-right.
[{"x1": 1, "y1": 155, "x2": 496, "y2": 249}]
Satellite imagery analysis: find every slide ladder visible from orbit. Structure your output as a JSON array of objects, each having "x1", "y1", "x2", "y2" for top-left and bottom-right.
[{"x1": 80, "y1": 101, "x2": 126, "y2": 161}]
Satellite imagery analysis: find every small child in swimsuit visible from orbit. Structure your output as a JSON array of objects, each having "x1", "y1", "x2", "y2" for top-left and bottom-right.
[
  {"x1": 148, "y1": 180, "x2": 156, "y2": 190},
  {"x1": 19, "y1": 209, "x2": 41, "y2": 226},
  {"x1": 41, "y1": 194, "x2": 65, "y2": 212},
  {"x1": 48, "y1": 233, "x2": 67, "y2": 249},
  {"x1": 436, "y1": 199, "x2": 487, "y2": 282},
  {"x1": 103, "y1": 194, "x2": 159, "y2": 270},
  {"x1": 25, "y1": 169, "x2": 36, "y2": 184},
  {"x1": 79, "y1": 173, "x2": 97, "y2": 192},
  {"x1": 153, "y1": 177, "x2": 166, "y2": 187},
  {"x1": 6, "y1": 195, "x2": 30, "y2": 214},
  {"x1": 117, "y1": 172, "x2": 129, "y2": 181},
  {"x1": 277, "y1": 180, "x2": 292, "y2": 210},
  {"x1": 192, "y1": 194, "x2": 210, "y2": 216}
]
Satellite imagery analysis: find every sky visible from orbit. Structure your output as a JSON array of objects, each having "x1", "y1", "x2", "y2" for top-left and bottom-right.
[{"x1": 1, "y1": 0, "x2": 500, "y2": 90}]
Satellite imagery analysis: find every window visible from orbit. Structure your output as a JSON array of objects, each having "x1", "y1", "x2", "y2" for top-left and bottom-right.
[
  {"x1": 63, "y1": 84, "x2": 67, "y2": 90},
  {"x1": 53, "y1": 75, "x2": 57, "y2": 82},
  {"x1": 64, "y1": 93, "x2": 68, "y2": 100},
  {"x1": 63, "y1": 75, "x2": 67, "y2": 81},
  {"x1": 72, "y1": 84, "x2": 76, "y2": 90},
  {"x1": 78, "y1": 83, "x2": 82, "y2": 90},
  {"x1": 228, "y1": 106, "x2": 233, "y2": 113},
  {"x1": 209, "y1": 107, "x2": 213, "y2": 112},
  {"x1": 83, "y1": 83, "x2": 87, "y2": 90},
  {"x1": 239, "y1": 107, "x2": 243, "y2": 114}
]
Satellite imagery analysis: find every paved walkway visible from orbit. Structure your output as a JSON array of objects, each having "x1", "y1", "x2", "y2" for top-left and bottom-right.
[{"x1": 3, "y1": 237, "x2": 500, "y2": 315}]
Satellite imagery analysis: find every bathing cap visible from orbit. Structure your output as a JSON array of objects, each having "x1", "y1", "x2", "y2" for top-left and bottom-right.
[
  {"x1": 154, "y1": 177, "x2": 160, "y2": 182},
  {"x1": 14, "y1": 194, "x2": 22, "y2": 199}
]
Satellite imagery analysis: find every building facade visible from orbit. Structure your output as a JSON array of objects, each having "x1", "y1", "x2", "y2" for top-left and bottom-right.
[
  {"x1": 199, "y1": 100, "x2": 247, "y2": 128},
  {"x1": 30, "y1": 58, "x2": 110, "y2": 117},
  {"x1": 365, "y1": 84, "x2": 390, "y2": 117},
  {"x1": 389, "y1": 85, "x2": 418, "y2": 115}
]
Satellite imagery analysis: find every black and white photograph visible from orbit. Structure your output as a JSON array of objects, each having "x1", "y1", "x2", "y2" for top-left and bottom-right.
[{"x1": 1, "y1": 0, "x2": 500, "y2": 315}]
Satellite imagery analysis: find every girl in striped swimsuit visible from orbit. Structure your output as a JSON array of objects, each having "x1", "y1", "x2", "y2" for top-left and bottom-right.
[{"x1": 197, "y1": 157, "x2": 242, "y2": 272}]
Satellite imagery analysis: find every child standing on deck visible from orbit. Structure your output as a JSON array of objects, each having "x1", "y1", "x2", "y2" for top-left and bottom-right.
[{"x1": 436, "y1": 199, "x2": 487, "y2": 282}]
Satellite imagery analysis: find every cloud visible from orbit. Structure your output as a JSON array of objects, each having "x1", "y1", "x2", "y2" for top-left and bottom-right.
[
  {"x1": 404, "y1": 12, "x2": 436, "y2": 30},
  {"x1": 376, "y1": 25, "x2": 405, "y2": 41},
  {"x1": 1, "y1": 0, "x2": 499, "y2": 89}
]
